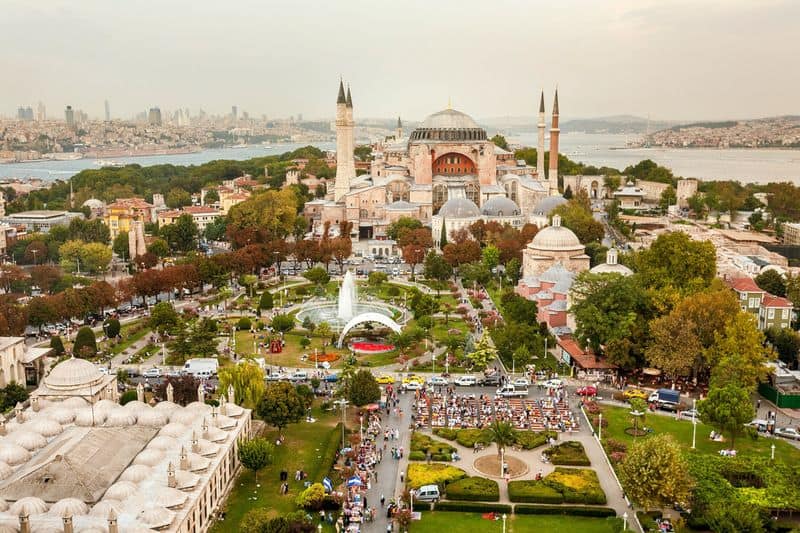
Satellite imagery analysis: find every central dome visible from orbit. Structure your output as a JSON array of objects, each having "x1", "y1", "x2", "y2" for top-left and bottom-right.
[
  {"x1": 44, "y1": 357, "x2": 104, "y2": 391},
  {"x1": 421, "y1": 109, "x2": 480, "y2": 129},
  {"x1": 529, "y1": 215, "x2": 583, "y2": 251},
  {"x1": 438, "y1": 197, "x2": 480, "y2": 219}
]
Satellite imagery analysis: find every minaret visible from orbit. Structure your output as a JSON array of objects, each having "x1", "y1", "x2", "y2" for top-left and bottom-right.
[
  {"x1": 334, "y1": 80, "x2": 354, "y2": 202},
  {"x1": 548, "y1": 89, "x2": 560, "y2": 196},
  {"x1": 346, "y1": 85, "x2": 356, "y2": 178},
  {"x1": 537, "y1": 90, "x2": 546, "y2": 179},
  {"x1": 395, "y1": 116, "x2": 403, "y2": 140}
]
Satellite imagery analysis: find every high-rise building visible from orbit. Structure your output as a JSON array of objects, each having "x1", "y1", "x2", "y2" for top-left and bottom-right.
[
  {"x1": 104, "y1": 100, "x2": 110, "y2": 121},
  {"x1": 148, "y1": 107, "x2": 162, "y2": 126},
  {"x1": 231, "y1": 105, "x2": 238, "y2": 121},
  {"x1": 297, "y1": 113, "x2": 303, "y2": 122},
  {"x1": 65, "y1": 105, "x2": 75, "y2": 128},
  {"x1": 17, "y1": 107, "x2": 33, "y2": 121},
  {"x1": 36, "y1": 102, "x2": 46, "y2": 122}
]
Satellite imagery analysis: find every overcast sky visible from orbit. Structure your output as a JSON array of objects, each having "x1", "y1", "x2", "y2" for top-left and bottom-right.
[{"x1": 1, "y1": 0, "x2": 798, "y2": 121}]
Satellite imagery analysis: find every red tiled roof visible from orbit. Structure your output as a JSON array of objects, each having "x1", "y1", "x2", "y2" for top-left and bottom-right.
[
  {"x1": 726, "y1": 277, "x2": 763, "y2": 293},
  {"x1": 182, "y1": 206, "x2": 219, "y2": 214},
  {"x1": 557, "y1": 338, "x2": 617, "y2": 370},
  {"x1": 763, "y1": 295, "x2": 793, "y2": 308}
]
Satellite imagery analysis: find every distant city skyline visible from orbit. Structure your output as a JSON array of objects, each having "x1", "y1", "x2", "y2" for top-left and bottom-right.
[{"x1": 1, "y1": 0, "x2": 798, "y2": 121}]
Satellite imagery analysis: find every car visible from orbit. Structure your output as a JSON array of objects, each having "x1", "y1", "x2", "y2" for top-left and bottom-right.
[
  {"x1": 543, "y1": 378, "x2": 564, "y2": 389},
  {"x1": 402, "y1": 375, "x2": 424, "y2": 385},
  {"x1": 290, "y1": 371, "x2": 308, "y2": 382},
  {"x1": 427, "y1": 376, "x2": 448, "y2": 386},
  {"x1": 679, "y1": 408, "x2": 699, "y2": 420},
  {"x1": 403, "y1": 381, "x2": 423, "y2": 391},
  {"x1": 623, "y1": 388, "x2": 648, "y2": 400},
  {"x1": 576, "y1": 385, "x2": 598, "y2": 396},
  {"x1": 746, "y1": 419, "x2": 769, "y2": 432},
  {"x1": 376, "y1": 374, "x2": 396, "y2": 385},
  {"x1": 512, "y1": 377, "x2": 530, "y2": 387},
  {"x1": 479, "y1": 374, "x2": 501, "y2": 387},
  {"x1": 143, "y1": 367, "x2": 162, "y2": 378},
  {"x1": 453, "y1": 375, "x2": 477, "y2": 386},
  {"x1": 323, "y1": 374, "x2": 339, "y2": 383},
  {"x1": 775, "y1": 427, "x2": 800, "y2": 441},
  {"x1": 266, "y1": 373, "x2": 287, "y2": 381}
]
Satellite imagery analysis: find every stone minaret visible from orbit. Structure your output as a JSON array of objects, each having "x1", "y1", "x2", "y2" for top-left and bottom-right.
[
  {"x1": 537, "y1": 90, "x2": 546, "y2": 178},
  {"x1": 395, "y1": 116, "x2": 403, "y2": 140},
  {"x1": 108, "y1": 509, "x2": 119, "y2": 533},
  {"x1": 334, "y1": 80, "x2": 355, "y2": 202},
  {"x1": 548, "y1": 89, "x2": 560, "y2": 196}
]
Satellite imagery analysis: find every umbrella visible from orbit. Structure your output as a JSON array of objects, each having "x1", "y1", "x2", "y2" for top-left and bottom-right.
[
  {"x1": 365, "y1": 403, "x2": 380, "y2": 412},
  {"x1": 643, "y1": 368, "x2": 662, "y2": 376},
  {"x1": 347, "y1": 476, "x2": 362, "y2": 488}
]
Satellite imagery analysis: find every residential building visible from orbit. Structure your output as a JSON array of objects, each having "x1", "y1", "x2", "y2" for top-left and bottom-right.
[
  {"x1": 727, "y1": 277, "x2": 766, "y2": 315},
  {"x1": 0, "y1": 336, "x2": 50, "y2": 387},
  {"x1": 157, "y1": 206, "x2": 221, "y2": 233},
  {"x1": 782, "y1": 222, "x2": 800, "y2": 245},
  {"x1": 104, "y1": 198, "x2": 154, "y2": 239},
  {"x1": 759, "y1": 295, "x2": 793, "y2": 330},
  {"x1": 0, "y1": 210, "x2": 83, "y2": 233},
  {"x1": 219, "y1": 191, "x2": 250, "y2": 215}
]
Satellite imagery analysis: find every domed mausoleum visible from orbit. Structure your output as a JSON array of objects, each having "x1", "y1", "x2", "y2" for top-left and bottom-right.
[
  {"x1": 34, "y1": 356, "x2": 117, "y2": 403},
  {"x1": 589, "y1": 248, "x2": 632, "y2": 276},
  {"x1": 521, "y1": 215, "x2": 590, "y2": 277}
]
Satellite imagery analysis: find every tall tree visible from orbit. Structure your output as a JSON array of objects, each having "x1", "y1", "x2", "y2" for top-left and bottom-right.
[
  {"x1": 698, "y1": 384, "x2": 754, "y2": 448},
  {"x1": 256, "y1": 381, "x2": 307, "y2": 436},
  {"x1": 707, "y1": 313, "x2": 768, "y2": 391},
  {"x1": 423, "y1": 251, "x2": 452, "y2": 291},
  {"x1": 237, "y1": 437, "x2": 274, "y2": 484},
  {"x1": 218, "y1": 360, "x2": 266, "y2": 409},
  {"x1": 348, "y1": 369, "x2": 381, "y2": 406},
  {"x1": 632, "y1": 232, "x2": 716, "y2": 292},
  {"x1": 754, "y1": 269, "x2": 786, "y2": 297},
  {"x1": 619, "y1": 434, "x2": 693, "y2": 510},
  {"x1": 487, "y1": 420, "x2": 517, "y2": 460}
]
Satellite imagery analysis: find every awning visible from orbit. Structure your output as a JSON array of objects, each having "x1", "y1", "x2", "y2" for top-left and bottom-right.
[{"x1": 643, "y1": 368, "x2": 662, "y2": 376}]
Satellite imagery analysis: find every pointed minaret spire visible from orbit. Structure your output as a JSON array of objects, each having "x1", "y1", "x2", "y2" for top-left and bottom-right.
[
  {"x1": 345, "y1": 85, "x2": 353, "y2": 108},
  {"x1": 548, "y1": 87, "x2": 561, "y2": 196},
  {"x1": 553, "y1": 87, "x2": 559, "y2": 115},
  {"x1": 536, "y1": 89, "x2": 546, "y2": 179},
  {"x1": 397, "y1": 116, "x2": 402, "y2": 128},
  {"x1": 539, "y1": 91, "x2": 545, "y2": 113},
  {"x1": 337, "y1": 80, "x2": 346, "y2": 104}
]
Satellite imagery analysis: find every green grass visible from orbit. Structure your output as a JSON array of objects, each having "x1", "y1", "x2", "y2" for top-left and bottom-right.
[
  {"x1": 414, "y1": 512, "x2": 625, "y2": 533},
  {"x1": 595, "y1": 404, "x2": 800, "y2": 464},
  {"x1": 107, "y1": 323, "x2": 151, "y2": 355},
  {"x1": 210, "y1": 405, "x2": 339, "y2": 532}
]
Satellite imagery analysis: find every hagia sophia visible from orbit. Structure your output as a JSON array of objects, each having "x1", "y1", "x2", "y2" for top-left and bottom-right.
[{"x1": 304, "y1": 82, "x2": 566, "y2": 251}]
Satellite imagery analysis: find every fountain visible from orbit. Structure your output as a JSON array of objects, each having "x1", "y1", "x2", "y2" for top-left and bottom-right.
[{"x1": 338, "y1": 271, "x2": 357, "y2": 321}]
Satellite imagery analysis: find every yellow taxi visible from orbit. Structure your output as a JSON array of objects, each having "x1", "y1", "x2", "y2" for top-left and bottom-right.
[
  {"x1": 623, "y1": 388, "x2": 648, "y2": 401},
  {"x1": 376, "y1": 374, "x2": 396, "y2": 385},
  {"x1": 402, "y1": 375, "x2": 425, "y2": 385}
]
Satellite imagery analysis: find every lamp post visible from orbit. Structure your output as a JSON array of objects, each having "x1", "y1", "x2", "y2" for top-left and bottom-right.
[
  {"x1": 622, "y1": 511, "x2": 628, "y2": 530},
  {"x1": 409, "y1": 489, "x2": 415, "y2": 514},
  {"x1": 335, "y1": 399, "x2": 348, "y2": 450},
  {"x1": 501, "y1": 513, "x2": 507, "y2": 533},
  {"x1": 771, "y1": 443, "x2": 776, "y2": 460},
  {"x1": 691, "y1": 398, "x2": 697, "y2": 450},
  {"x1": 598, "y1": 413, "x2": 602, "y2": 441}
]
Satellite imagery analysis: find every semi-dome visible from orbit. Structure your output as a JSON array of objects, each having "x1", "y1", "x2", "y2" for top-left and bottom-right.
[
  {"x1": 590, "y1": 248, "x2": 633, "y2": 276},
  {"x1": 44, "y1": 357, "x2": 104, "y2": 391},
  {"x1": 438, "y1": 197, "x2": 480, "y2": 219},
  {"x1": 49, "y1": 497, "x2": 89, "y2": 517},
  {"x1": 411, "y1": 108, "x2": 487, "y2": 142},
  {"x1": 481, "y1": 196, "x2": 520, "y2": 217},
  {"x1": 529, "y1": 215, "x2": 583, "y2": 251},
  {"x1": 9, "y1": 496, "x2": 48, "y2": 516},
  {"x1": 532, "y1": 196, "x2": 568, "y2": 215}
]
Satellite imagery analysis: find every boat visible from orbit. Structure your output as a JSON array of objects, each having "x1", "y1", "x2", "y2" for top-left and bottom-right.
[{"x1": 94, "y1": 159, "x2": 125, "y2": 167}]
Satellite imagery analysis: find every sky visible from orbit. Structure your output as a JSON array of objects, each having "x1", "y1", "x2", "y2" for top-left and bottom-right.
[{"x1": 1, "y1": 0, "x2": 798, "y2": 122}]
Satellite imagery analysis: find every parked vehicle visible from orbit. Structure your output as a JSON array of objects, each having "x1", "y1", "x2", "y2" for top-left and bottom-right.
[
  {"x1": 576, "y1": 385, "x2": 597, "y2": 396},
  {"x1": 414, "y1": 485, "x2": 441, "y2": 502},
  {"x1": 323, "y1": 374, "x2": 339, "y2": 383},
  {"x1": 291, "y1": 371, "x2": 309, "y2": 382},
  {"x1": 649, "y1": 388, "x2": 681, "y2": 410},
  {"x1": 512, "y1": 377, "x2": 530, "y2": 387},
  {"x1": 453, "y1": 375, "x2": 477, "y2": 387},
  {"x1": 404, "y1": 381, "x2": 423, "y2": 391},
  {"x1": 183, "y1": 358, "x2": 219, "y2": 378},
  {"x1": 143, "y1": 367, "x2": 162, "y2": 379},
  {"x1": 775, "y1": 427, "x2": 800, "y2": 441},
  {"x1": 746, "y1": 419, "x2": 769, "y2": 432},
  {"x1": 496, "y1": 384, "x2": 528, "y2": 398},
  {"x1": 428, "y1": 376, "x2": 449, "y2": 386},
  {"x1": 478, "y1": 374, "x2": 501, "y2": 387},
  {"x1": 266, "y1": 373, "x2": 287, "y2": 382},
  {"x1": 623, "y1": 388, "x2": 648, "y2": 400}
]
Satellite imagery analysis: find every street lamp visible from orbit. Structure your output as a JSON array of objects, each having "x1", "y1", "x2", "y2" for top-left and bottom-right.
[
  {"x1": 771, "y1": 443, "x2": 776, "y2": 460},
  {"x1": 622, "y1": 511, "x2": 628, "y2": 530},
  {"x1": 334, "y1": 399, "x2": 348, "y2": 450},
  {"x1": 501, "y1": 513, "x2": 507, "y2": 533},
  {"x1": 598, "y1": 413, "x2": 602, "y2": 440},
  {"x1": 691, "y1": 398, "x2": 697, "y2": 450}
]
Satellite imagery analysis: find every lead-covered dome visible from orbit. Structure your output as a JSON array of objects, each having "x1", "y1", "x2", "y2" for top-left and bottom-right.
[
  {"x1": 44, "y1": 357, "x2": 104, "y2": 391},
  {"x1": 438, "y1": 197, "x2": 480, "y2": 219},
  {"x1": 411, "y1": 109, "x2": 486, "y2": 142},
  {"x1": 482, "y1": 196, "x2": 520, "y2": 217},
  {"x1": 529, "y1": 215, "x2": 583, "y2": 251}
]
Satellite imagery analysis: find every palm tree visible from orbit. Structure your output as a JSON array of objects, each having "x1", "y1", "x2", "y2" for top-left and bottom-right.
[{"x1": 488, "y1": 420, "x2": 517, "y2": 464}]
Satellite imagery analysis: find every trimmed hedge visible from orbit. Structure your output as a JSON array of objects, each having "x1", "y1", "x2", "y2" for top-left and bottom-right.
[
  {"x1": 408, "y1": 451, "x2": 426, "y2": 461},
  {"x1": 514, "y1": 430, "x2": 557, "y2": 450},
  {"x1": 514, "y1": 505, "x2": 616, "y2": 517},
  {"x1": 433, "y1": 427, "x2": 556, "y2": 450},
  {"x1": 544, "y1": 441, "x2": 591, "y2": 466},
  {"x1": 433, "y1": 501, "x2": 512, "y2": 513},
  {"x1": 410, "y1": 432, "x2": 457, "y2": 462},
  {"x1": 508, "y1": 481, "x2": 563, "y2": 504},
  {"x1": 310, "y1": 422, "x2": 343, "y2": 483},
  {"x1": 445, "y1": 477, "x2": 500, "y2": 502},
  {"x1": 407, "y1": 463, "x2": 467, "y2": 489}
]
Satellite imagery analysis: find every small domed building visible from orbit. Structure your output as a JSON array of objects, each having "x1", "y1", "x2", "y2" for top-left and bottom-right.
[
  {"x1": 432, "y1": 187, "x2": 481, "y2": 248},
  {"x1": 589, "y1": 248, "x2": 632, "y2": 276},
  {"x1": 521, "y1": 215, "x2": 590, "y2": 278},
  {"x1": 32, "y1": 356, "x2": 118, "y2": 403}
]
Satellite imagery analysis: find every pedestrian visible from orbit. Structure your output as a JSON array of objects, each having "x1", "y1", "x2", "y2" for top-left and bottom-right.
[
  {"x1": 381, "y1": 494, "x2": 386, "y2": 507},
  {"x1": 757, "y1": 399, "x2": 762, "y2": 410},
  {"x1": 386, "y1": 523, "x2": 393, "y2": 532},
  {"x1": 373, "y1": 470, "x2": 378, "y2": 481},
  {"x1": 400, "y1": 472, "x2": 404, "y2": 483}
]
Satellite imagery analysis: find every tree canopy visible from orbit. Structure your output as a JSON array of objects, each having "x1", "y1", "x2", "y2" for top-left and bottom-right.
[
  {"x1": 256, "y1": 381, "x2": 308, "y2": 434},
  {"x1": 619, "y1": 434, "x2": 693, "y2": 510}
]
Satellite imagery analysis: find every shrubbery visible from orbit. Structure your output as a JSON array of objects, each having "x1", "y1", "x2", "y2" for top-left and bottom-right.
[
  {"x1": 543, "y1": 441, "x2": 591, "y2": 466},
  {"x1": 514, "y1": 505, "x2": 616, "y2": 517},
  {"x1": 508, "y1": 468, "x2": 606, "y2": 505},
  {"x1": 445, "y1": 477, "x2": 499, "y2": 502},
  {"x1": 433, "y1": 427, "x2": 554, "y2": 450},
  {"x1": 433, "y1": 501, "x2": 511, "y2": 513},
  {"x1": 508, "y1": 482, "x2": 564, "y2": 504},
  {"x1": 237, "y1": 317, "x2": 252, "y2": 330},
  {"x1": 410, "y1": 432, "x2": 457, "y2": 461},
  {"x1": 309, "y1": 423, "x2": 343, "y2": 484},
  {"x1": 119, "y1": 390, "x2": 138, "y2": 405},
  {"x1": 406, "y1": 463, "x2": 466, "y2": 489},
  {"x1": 514, "y1": 430, "x2": 557, "y2": 450}
]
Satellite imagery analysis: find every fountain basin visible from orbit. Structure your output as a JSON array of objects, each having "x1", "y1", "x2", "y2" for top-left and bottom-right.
[
  {"x1": 350, "y1": 340, "x2": 396, "y2": 353},
  {"x1": 295, "y1": 302, "x2": 398, "y2": 330}
]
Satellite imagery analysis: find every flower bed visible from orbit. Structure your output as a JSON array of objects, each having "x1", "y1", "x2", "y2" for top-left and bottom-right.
[
  {"x1": 350, "y1": 341, "x2": 395, "y2": 353},
  {"x1": 543, "y1": 441, "x2": 591, "y2": 466},
  {"x1": 445, "y1": 477, "x2": 500, "y2": 502},
  {"x1": 433, "y1": 428, "x2": 555, "y2": 450},
  {"x1": 410, "y1": 432, "x2": 457, "y2": 462},
  {"x1": 312, "y1": 352, "x2": 340, "y2": 363},
  {"x1": 508, "y1": 468, "x2": 606, "y2": 505},
  {"x1": 406, "y1": 463, "x2": 467, "y2": 490}
]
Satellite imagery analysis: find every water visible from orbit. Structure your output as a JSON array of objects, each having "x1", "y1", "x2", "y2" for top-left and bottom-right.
[
  {"x1": 338, "y1": 270, "x2": 357, "y2": 321},
  {"x1": 1, "y1": 134, "x2": 799, "y2": 184}
]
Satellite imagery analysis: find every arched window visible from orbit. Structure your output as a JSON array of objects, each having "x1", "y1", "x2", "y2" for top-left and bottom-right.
[
  {"x1": 465, "y1": 182, "x2": 480, "y2": 206},
  {"x1": 510, "y1": 181, "x2": 518, "y2": 203}
]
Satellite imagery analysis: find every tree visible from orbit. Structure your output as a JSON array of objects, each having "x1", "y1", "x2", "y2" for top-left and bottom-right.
[
  {"x1": 330, "y1": 235, "x2": 353, "y2": 272},
  {"x1": 487, "y1": 420, "x2": 517, "y2": 459},
  {"x1": 237, "y1": 437, "x2": 274, "y2": 483},
  {"x1": 203, "y1": 217, "x2": 227, "y2": 242},
  {"x1": 506, "y1": 257, "x2": 521, "y2": 285},
  {"x1": 348, "y1": 369, "x2": 381, "y2": 406},
  {"x1": 73, "y1": 326, "x2": 97, "y2": 358},
  {"x1": 698, "y1": 384, "x2": 754, "y2": 448},
  {"x1": 149, "y1": 302, "x2": 181, "y2": 334},
  {"x1": 707, "y1": 313, "x2": 768, "y2": 391},
  {"x1": 257, "y1": 381, "x2": 307, "y2": 435},
  {"x1": 50, "y1": 335, "x2": 65, "y2": 356},
  {"x1": 315, "y1": 321, "x2": 333, "y2": 349},
  {"x1": 687, "y1": 192, "x2": 707, "y2": 218},
  {"x1": 0, "y1": 263, "x2": 28, "y2": 293},
  {"x1": 271, "y1": 313, "x2": 295, "y2": 334},
  {"x1": 303, "y1": 266, "x2": 329, "y2": 286},
  {"x1": 551, "y1": 197, "x2": 605, "y2": 244},
  {"x1": 628, "y1": 398, "x2": 648, "y2": 434},
  {"x1": 166, "y1": 187, "x2": 192, "y2": 209},
  {"x1": 296, "y1": 482, "x2": 326, "y2": 510},
  {"x1": 80, "y1": 242, "x2": 113, "y2": 274},
  {"x1": 467, "y1": 331, "x2": 497, "y2": 371},
  {"x1": 408, "y1": 290, "x2": 438, "y2": 319},
  {"x1": 619, "y1": 434, "x2": 693, "y2": 510},
  {"x1": 293, "y1": 239, "x2": 321, "y2": 269},
  {"x1": 563, "y1": 184, "x2": 573, "y2": 199},
  {"x1": 755, "y1": 269, "x2": 786, "y2": 297},
  {"x1": 24, "y1": 240, "x2": 48, "y2": 265},
  {"x1": 368, "y1": 271, "x2": 388, "y2": 286},
  {"x1": 259, "y1": 291, "x2": 274, "y2": 311},
  {"x1": 512, "y1": 345, "x2": 531, "y2": 370},
  {"x1": 584, "y1": 242, "x2": 608, "y2": 268},
  {"x1": 658, "y1": 186, "x2": 677, "y2": 211},
  {"x1": 490, "y1": 134, "x2": 509, "y2": 151},
  {"x1": 632, "y1": 231, "x2": 716, "y2": 292},
  {"x1": 443, "y1": 239, "x2": 481, "y2": 273},
  {"x1": 103, "y1": 317, "x2": 121, "y2": 338},
  {"x1": 147, "y1": 238, "x2": 170, "y2": 260},
  {"x1": 0, "y1": 382, "x2": 29, "y2": 411},
  {"x1": 161, "y1": 214, "x2": 198, "y2": 253},
  {"x1": 29, "y1": 265, "x2": 61, "y2": 294},
  {"x1": 423, "y1": 251, "x2": 452, "y2": 291},
  {"x1": 154, "y1": 375, "x2": 200, "y2": 405},
  {"x1": 386, "y1": 217, "x2": 423, "y2": 241},
  {"x1": 226, "y1": 189, "x2": 300, "y2": 248},
  {"x1": 765, "y1": 327, "x2": 800, "y2": 368},
  {"x1": 500, "y1": 291, "x2": 538, "y2": 326},
  {"x1": 439, "y1": 219, "x2": 448, "y2": 249},
  {"x1": 482, "y1": 245, "x2": 500, "y2": 272}
]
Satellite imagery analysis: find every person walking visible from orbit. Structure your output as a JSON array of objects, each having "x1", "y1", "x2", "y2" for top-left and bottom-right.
[{"x1": 380, "y1": 494, "x2": 386, "y2": 507}]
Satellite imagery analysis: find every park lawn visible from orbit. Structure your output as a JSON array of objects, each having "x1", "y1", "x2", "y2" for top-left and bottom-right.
[
  {"x1": 107, "y1": 323, "x2": 151, "y2": 355},
  {"x1": 210, "y1": 405, "x2": 340, "y2": 533},
  {"x1": 234, "y1": 329, "x2": 350, "y2": 369},
  {"x1": 596, "y1": 404, "x2": 800, "y2": 464},
  {"x1": 414, "y1": 512, "x2": 624, "y2": 533},
  {"x1": 430, "y1": 318, "x2": 469, "y2": 343}
]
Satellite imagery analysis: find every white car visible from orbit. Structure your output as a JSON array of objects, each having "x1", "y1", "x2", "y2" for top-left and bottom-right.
[
  {"x1": 512, "y1": 377, "x2": 530, "y2": 387},
  {"x1": 404, "y1": 381, "x2": 423, "y2": 391},
  {"x1": 543, "y1": 378, "x2": 563, "y2": 388},
  {"x1": 680, "y1": 408, "x2": 700, "y2": 420},
  {"x1": 143, "y1": 367, "x2": 162, "y2": 378},
  {"x1": 427, "y1": 376, "x2": 448, "y2": 386},
  {"x1": 266, "y1": 373, "x2": 287, "y2": 381},
  {"x1": 775, "y1": 427, "x2": 800, "y2": 441},
  {"x1": 453, "y1": 375, "x2": 477, "y2": 386}
]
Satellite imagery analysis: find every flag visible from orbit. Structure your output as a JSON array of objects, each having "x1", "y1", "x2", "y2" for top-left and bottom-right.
[{"x1": 323, "y1": 477, "x2": 333, "y2": 493}]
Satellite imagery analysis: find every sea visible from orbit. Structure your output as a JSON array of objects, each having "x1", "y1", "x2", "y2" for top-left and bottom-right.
[{"x1": 1, "y1": 133, "x2": 799, "y2": 184}]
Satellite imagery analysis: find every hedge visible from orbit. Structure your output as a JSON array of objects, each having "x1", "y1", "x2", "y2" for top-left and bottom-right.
[
  {"x1": 433, "y1": 501, "x2": 512, "y2": 514},
  {"x1": 508, "y1": 481, "x2": 564, "y2": 504},
  {"x1": 409, "y1": 451, "x2": 426, "y2": 461},
  {"x1": 514, "y1": 430, "x2": 557, "y2": 450},
  {"x1": 407, "y1": 463, "x2": 467, "y2": 489},
  {"x1": 446, "y1": 477, "x2": 500, "y2": 502},
  {"x1": 411, "y1": 432, "x2": 457, "y2": 459},
  {"x1": 309, "y1": 422, "x2": 343, "y2": 483},
  {"x1": 514, "y1": 505, "x2": 616, "y2": 517},
  {"x1": 544, "y1": 441, "x2": 591, "y2": 466},
  {"x1": 433, "y1": 428, "x2": 556, "y2": 450}
]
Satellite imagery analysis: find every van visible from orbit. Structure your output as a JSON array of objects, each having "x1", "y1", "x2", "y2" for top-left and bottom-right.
[
  {"x1": 453, "y1": 375, "x2": 477, "y2": 386},
  {"x1": 291, "y1": 371, "x2": 309, "y2": 382},
  {"x1": 184, "y1": 358, "x2": 219, "y2": 378},
  {"x1": 415, "y1": 484, "x2": 440, "y2": 502}
]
